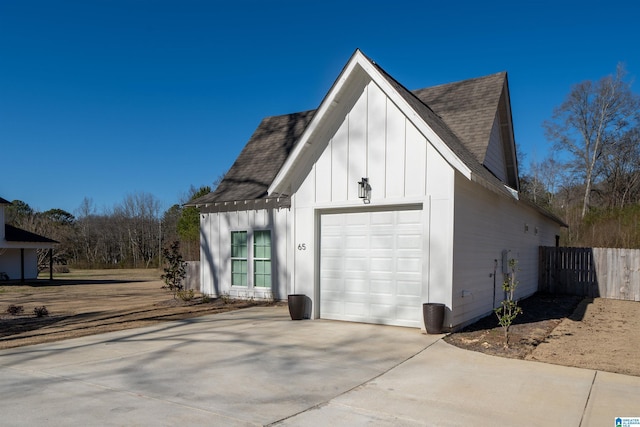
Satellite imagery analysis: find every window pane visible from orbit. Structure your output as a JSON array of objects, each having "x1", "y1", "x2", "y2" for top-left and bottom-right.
[
  {"x1": 254, "y1": 259, "x2": 271, "y2": 288},
  {"x1": 232, "y1": 260, "x2": 247, "y2": 286},
  {"x1": 255, "y1": 246, "x2": 264, "y2": 259},
  {"x1": 231, "y1": 231, "x2": 247, "y2": 258},
  {"x1": 254, "y1": 231, "x2": 271, "y2": 259},
  {"x1": 231, "y1": 231, "x2": 247, "y2": 287},
  {"x1": 255, "y1": 273, "x2": 264, "y2": 287}
]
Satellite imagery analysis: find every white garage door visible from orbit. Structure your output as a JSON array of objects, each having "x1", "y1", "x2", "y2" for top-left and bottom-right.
[{"x1": 320, "y1": 208, "x2": 424, "y2": 328}]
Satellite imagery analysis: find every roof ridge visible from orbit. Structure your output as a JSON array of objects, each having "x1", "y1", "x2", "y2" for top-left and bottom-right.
[
  {"x1": 413, "y1": 71, "x2": 507, "y2": 92},
  {"x1": 260, "y1": 109, "x2": 317, "y2": 121}
]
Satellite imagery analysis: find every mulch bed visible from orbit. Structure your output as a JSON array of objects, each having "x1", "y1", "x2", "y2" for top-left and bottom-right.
[{"x1": 443, "y1": 293, "x2": 583, "y2": 359}]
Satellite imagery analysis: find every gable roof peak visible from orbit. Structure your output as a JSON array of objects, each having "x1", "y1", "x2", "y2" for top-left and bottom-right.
[
  {"x1": 194, "y1": 51, "x2": 519, "y2": 207},
  {"x1": 412, "y1": 71, "x2": 510, "y2": 166}
]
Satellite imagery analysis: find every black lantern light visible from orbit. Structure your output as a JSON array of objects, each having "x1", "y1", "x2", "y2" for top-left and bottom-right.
[{"x1": 358, "y1": 177, "x2": 370, "y2": 203}]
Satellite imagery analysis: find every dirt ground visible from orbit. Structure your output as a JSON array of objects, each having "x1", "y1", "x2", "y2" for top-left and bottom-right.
[
  {"x1": 526, "y1": 298, "x2": 640, "y2": 376},
  {"x1": 444, "y1": 293, "x2": 640, "y2": 377},
  {"x1": 0, "y1": 269, "x2": 277, "y2": 350},
  {"x1": 2, "y1": 270, "x2": 639, "y2": 377}
]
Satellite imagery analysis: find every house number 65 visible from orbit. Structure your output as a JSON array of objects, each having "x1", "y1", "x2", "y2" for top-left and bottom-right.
[{"x1": 297, "y1": 243, "x2": 307, "y2": 251}]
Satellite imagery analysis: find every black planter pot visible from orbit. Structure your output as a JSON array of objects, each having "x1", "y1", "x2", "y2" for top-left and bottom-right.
[
  {"x1": 423, "y1": 303, "x2": 445, "y2": 334},
  {"x1": 288, "y1": 294, "x2": 306, "y2": 320}
]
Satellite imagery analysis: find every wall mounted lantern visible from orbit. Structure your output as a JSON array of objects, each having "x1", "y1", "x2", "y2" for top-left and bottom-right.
[{"x1": 358, "y1": 177, "x2": 371, "y2": 204}]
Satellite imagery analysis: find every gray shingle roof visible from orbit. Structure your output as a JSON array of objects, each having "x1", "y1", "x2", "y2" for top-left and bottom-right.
[
  {"x1": 190, "y1": 60, "x2": 511, "y2": 206},
  {"x1": 371, "y1": 63, "x2": 515, "y2": 198},
  {"x1": 191, "y1": 110, "x2": 314, "y2": 206},
  {"x1": 5, "y1": 224, "x2": 58, "y2": 244},
  {"x1": 413, "y1": 72, "x2": 506, "y2": 165}
]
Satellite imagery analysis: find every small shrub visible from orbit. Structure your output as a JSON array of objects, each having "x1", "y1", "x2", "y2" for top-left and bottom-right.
[
  {"x1": 7, "y1": 304, "x2": 24, "y2": 316},
  {"x1": 33, "y1": 306, "x2": 49, "y2": 317},
  {"x1": 494, "y1": 258, "x2": 523, "y2": 349},
  {"x1": 0, "y1": 272, "x2": 9, "y2": 280},
  {"x1": 161, "y1": 241, "x2": 187, "y2": 299},
  {"x1": 202, "y1": 294, "x2": 211, "y2": 303},
  {"x1": 176, "y1": 289, "x2": 195, "y2": 302}
]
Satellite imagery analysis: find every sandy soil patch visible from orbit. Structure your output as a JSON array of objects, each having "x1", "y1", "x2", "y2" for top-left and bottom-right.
[
  {"x1": 445, "y1": 294, "x2": 640, "y2": 376},
  {"x1": 526, "y1": 298, "x2": 640, "y2": 376},
  {"x1": 0, "y1": 269, "x2": 277, "y2": 350}
]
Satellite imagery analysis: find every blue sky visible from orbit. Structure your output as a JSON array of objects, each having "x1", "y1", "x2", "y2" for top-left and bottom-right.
[{"x1": 1, "y1": 0, "x2": 638, "y2": 214}]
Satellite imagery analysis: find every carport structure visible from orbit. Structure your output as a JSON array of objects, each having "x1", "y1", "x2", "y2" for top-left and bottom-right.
[{"x1": 0, "y1": 197, "x2": 57, "y2": 281}]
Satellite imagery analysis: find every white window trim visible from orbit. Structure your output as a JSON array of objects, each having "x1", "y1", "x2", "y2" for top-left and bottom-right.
[
  {"x1": 231, "y1": 231, "x2": 248, "y2": 287},
  {"x1": 253, "y1": 230, "x2": 272, "y2": 288},
  {"x1": 230, "y1": 229, "x2": 273, "y2": 289}
]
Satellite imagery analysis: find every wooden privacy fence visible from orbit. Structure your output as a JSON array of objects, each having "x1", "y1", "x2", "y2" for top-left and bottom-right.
[
  {"x1": 539, "y1": 247, "x2": 640, "y2": 301},
  {"x1": 184, "y1": 261, "x2": 201, "y2": 292}
]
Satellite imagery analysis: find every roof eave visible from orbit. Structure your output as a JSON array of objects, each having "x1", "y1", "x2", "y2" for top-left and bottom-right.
[
  {"x1": 519, "y1": 198, "x2": 569, "y2": 228},
  {"x1": 194, "y1": 196, "x2": 291, "y2": 213}
]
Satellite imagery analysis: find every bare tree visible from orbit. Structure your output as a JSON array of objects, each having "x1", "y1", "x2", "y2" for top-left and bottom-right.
[
  {"x1": 598, "y1": 127, "x2": 640, "y2": 209},
  {"x1": 544, "y1": 64, "x2": 640, "y2": 218},
  {"x1": 72, "y1": 193, "x2": 162, "y2": 268},
  {"x1": 115, "y1": 192, "x2": 162, "y2": 268},
  {"x1": 520, "y1": 156, "x2": 565, "y2": 212}
]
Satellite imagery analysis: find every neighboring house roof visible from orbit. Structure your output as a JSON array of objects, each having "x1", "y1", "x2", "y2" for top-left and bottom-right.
[
  {"x1": 0, "y1": 197, "x2": 10, "y2": 204},
  {"x1": 4, "y1": 224, "x2": 58, "y2": 244}
]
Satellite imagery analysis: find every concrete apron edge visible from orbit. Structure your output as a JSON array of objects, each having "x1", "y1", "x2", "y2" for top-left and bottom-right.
[{"x1": 265, "y1": 337, "x2": 444, "y2": 426}]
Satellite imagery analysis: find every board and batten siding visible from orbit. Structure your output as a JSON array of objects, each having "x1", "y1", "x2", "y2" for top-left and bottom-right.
[
  {"x1": 290, "y1": 78, "x2": 455, "y2": 321},
  {"x1": 451, "y1": 175, "x2": 561, "y2": 328},
  {"x1": 199, "y1": 208, "x2": 290, "y2": 300},
  {"x1": 483, "y1": 112, "x2": 508, "y2": 183},
  {"x1": 300, "y1": 81, "x2": 428, "y2": 205}
]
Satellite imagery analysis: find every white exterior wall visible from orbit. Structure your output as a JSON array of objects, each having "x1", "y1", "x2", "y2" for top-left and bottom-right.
[
  {"x1": 451, "y1": 175, "x2": 561, "y2": 328},
  {"x1": 0, "y1": 205, "x2": 5, "y2": 240},
  {"x1": 291, "y1": 80, "x2": 455, "y2": 322},
  {"x1": 199, "y1": 208, "x2": 291, "y2": 300},
  {"x1": 0, "y1": 249, "x2": 39, "y2": 280},
  {"x1": 483, "y1": 113, "x2": 507, "y2": 182}
]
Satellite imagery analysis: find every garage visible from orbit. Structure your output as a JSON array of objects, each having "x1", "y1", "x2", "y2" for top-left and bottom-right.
[{"x1": 319, "y1": 208, "x2": 424, "y2": 328}]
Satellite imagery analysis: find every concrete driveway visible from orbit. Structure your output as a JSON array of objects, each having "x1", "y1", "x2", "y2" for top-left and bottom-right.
[{"x1": 1, "y1": 306, "x2": 639, "y2": 426}]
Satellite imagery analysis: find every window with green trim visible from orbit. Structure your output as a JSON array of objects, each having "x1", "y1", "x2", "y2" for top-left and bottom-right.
[
  {"x1": 231, "y1": 231, "x2": 247, "y2": 286},
  {"x1": 253, "y1": 230, "x2": 271, "y2": 288}
]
